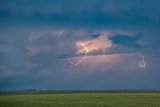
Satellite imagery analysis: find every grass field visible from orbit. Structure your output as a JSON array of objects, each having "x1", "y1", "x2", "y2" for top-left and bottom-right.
[{"x1": 0, "y1": 92, "x2": 160, "y2": 107}]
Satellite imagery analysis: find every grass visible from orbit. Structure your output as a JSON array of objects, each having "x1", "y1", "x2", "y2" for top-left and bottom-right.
[{"x1": 0, "y1": 92, "x2": 160, "y2": 107}]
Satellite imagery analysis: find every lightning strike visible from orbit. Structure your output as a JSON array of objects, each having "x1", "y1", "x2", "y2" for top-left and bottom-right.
[
  {"x1": 68, "y1": 56, "x2": 87, "y2": 65},
  {"x1": 135, "y1": 52, "x2": 146, "y2": 68},
  {"x1": 67, "y1": 33, "x2": 146, "y2": 69},
  {"x1": 68, "y1": 33, "x2": 112, "y2": 66},
  {"x1": 68, "y1": 43, "x2": 89, "y2": 65}
]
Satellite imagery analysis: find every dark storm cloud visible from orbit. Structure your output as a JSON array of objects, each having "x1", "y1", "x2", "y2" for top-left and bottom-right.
[
  {"x1": 25, "y1": 30, "x2": 144, "y2": 72},
  {"x1": 110, "y1": 33, "x2": 143, "y2": 48},
  {"x1": 91, "y1": 34, "x2": 101, "y2": 38},
  {"x1": 0, "y1": 0, "x2": 160, "y2": 28},
  {"x1": 0, "y1": 0, "x2": 160, "y2": 90},
  {"x1": 27, "y1": 31, "x2": 142, "y2": 59}
]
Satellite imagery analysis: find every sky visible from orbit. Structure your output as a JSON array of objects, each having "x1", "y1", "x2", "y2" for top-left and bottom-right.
[{"x1": 0, "y1": 0, "x2": 160, "y2": 91}]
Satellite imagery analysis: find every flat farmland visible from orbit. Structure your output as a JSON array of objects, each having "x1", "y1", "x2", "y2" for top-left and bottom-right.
[{"x1": 0, "y1": 92, "x2": 160, "y2": 107}]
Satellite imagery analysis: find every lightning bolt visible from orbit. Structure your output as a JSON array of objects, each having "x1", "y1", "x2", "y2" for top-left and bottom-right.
[
  {"x1": 68, "y1": 43, "x2": 89, "y2": 65},
  {"x1": 67, "y1": 33, "x2": 146, "y2": 68},
  {"x1": 135, "y1": 52, "x2": 146, "y2": 68},
  {"x1": 68, "y1": 56, "x2": 87, "y2": 65}
]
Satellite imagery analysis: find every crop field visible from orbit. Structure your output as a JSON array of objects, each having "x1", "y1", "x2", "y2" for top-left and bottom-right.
[{"x1": 0, "y1": 91, "x2": 160, "y2": 107}]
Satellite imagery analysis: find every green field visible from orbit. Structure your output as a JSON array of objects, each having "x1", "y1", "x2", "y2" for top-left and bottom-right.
[{"x1": 0, "y1": 92, "x2": 160, "y2": 107}]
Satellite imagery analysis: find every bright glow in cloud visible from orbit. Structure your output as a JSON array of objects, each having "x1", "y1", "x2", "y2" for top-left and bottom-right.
[
  {"x1": 27, "y1": 30, "x2": 146, "y2": 71},
  {"x1": 68, "y1": 33, "x2": 113, "y2": 65},
  {"x1": 68, "y1": 32, "x2": 146, "y2": 69},
  {"x1": 76, "y1": 33, "x2": 112, "y2": 54}
]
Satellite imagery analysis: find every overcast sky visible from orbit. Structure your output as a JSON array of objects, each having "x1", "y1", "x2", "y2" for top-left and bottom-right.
[{"x1": 0, "y1": 0, "x2": 160, "y2": 91}]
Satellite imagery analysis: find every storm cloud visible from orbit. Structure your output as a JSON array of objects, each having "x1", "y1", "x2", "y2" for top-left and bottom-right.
[{"x1": 0, "y1": 0, "x2": 160, "y2": 91}]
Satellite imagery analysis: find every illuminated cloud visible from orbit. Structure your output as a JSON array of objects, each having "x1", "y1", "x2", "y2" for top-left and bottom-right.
[
  {"x1": 25, "y1": 29, "x2": 145, "y2": 71},
  {"x1": 76, "y1": 33, "x2": 112, "y2": 54},
  {"x1": 1, "y1": 0, "x2": 160, "y2": 90},
  {"x1": 68, "y1": 33, "x2": 113, "y2": 65}
]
